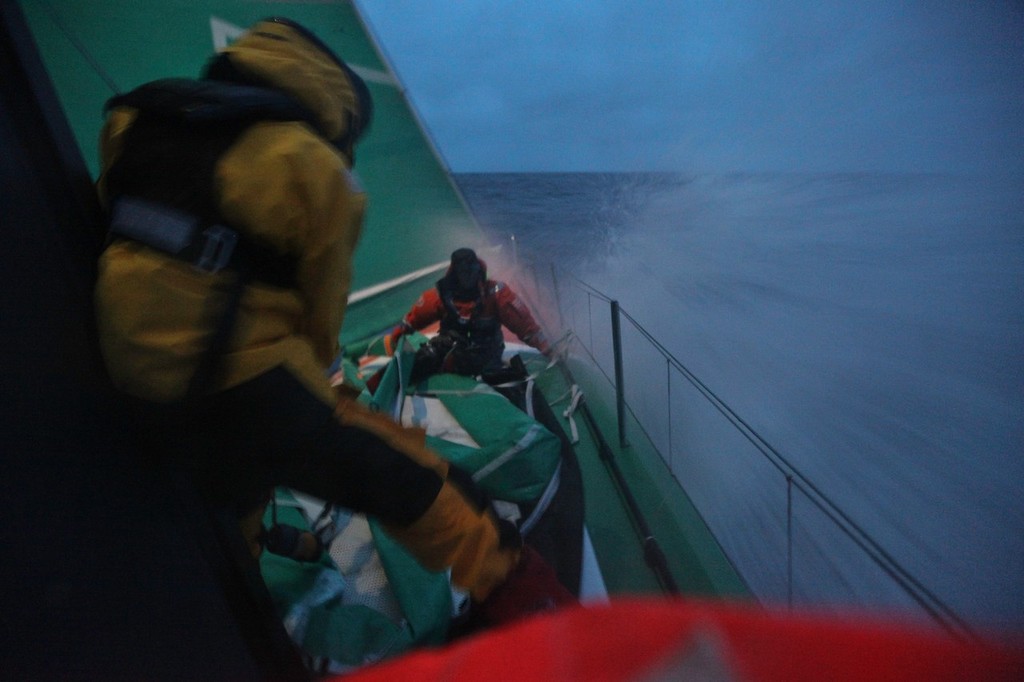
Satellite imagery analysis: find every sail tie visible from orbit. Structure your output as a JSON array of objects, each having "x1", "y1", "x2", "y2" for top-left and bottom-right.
[
  {"x1": 472, "y1": 423, "x2": 545, "y2": 483},
  {"x1": 562, "y1": 384, "x2": 584, "y2": 445},
  {"x1": 518, "y1": 461, "x2": 562, "y2": 536}
]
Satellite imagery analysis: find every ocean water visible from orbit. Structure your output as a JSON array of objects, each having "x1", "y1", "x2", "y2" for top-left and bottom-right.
[{"x1": 456, "y1": 171, "x2": 1024, "y2": 632}]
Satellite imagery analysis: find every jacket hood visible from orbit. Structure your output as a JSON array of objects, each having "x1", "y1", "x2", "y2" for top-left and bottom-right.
[
  {"x1": 439, "y1": 248, "x2": 489, "y2": 299},
  {"x1": 444, "y1": 248, "x2": 488, "y2": 279},
  {"x1": 213, "y1": 18, "x2": 370, "y2": 153}
]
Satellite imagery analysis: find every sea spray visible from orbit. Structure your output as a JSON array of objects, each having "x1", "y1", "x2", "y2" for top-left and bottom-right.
[{"x1": 457, "y1": 171, "x2": 1024, "y2": 631}]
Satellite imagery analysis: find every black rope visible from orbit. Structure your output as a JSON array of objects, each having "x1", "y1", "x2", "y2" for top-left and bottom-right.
[
  {"x1": 185, "y1": 266, "x2": 250, "y2": 400},
  {"x1": 560, "y1": 360, "x2": 679, "y2": 595}
]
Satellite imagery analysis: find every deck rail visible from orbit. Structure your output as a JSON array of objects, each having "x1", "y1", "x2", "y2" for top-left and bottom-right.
[{"x1": 516, "y1": 256, "x2": 976, "y2": 641}]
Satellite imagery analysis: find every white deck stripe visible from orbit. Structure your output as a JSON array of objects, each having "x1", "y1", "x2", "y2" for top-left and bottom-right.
[
  {"x1": 579, "y1": 527, "x2": 610, "y2": 603},
  {"x1": 472, "y1": 423, "x2": 543, "y2": 482},
  {"x1": 209, "y1": 16, "x2": 397, "y2": 86},
  {"x1": 350, "y1": 64, "x2": 398, "y2": 86},
  {"x1": 349, "y1": 259, "x2": 449, "y2": 303}
]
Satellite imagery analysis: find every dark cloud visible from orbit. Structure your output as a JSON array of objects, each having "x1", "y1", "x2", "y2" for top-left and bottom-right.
[{"x1": 359, "y1": 0, "x2": 1024, "y2": 173}]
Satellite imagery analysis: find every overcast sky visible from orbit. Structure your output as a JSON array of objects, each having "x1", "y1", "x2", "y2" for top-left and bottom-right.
[{"x1": 356, "y1": 1, "x2": 1023, "y2": 174}]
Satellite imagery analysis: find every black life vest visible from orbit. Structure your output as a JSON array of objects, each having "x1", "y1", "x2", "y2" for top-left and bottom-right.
[
  {"x1": 102, "y1": 78, "x2": 317, "y2": 398},
  {"x1": 103, "y1": 78, "x2": 315, "y2": 287},
  {"x1": 436, "y1": 279, "x2": 503, "y2": 348}
]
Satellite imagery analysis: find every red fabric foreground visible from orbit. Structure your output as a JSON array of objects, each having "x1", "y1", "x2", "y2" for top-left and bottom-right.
[{"x1": 338, "y1": 598, "x2": 1023, "y2": 681}]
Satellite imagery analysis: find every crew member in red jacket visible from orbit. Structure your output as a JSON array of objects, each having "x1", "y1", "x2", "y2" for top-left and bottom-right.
[{"x1": 387, "y1": 248, "x2": 550, "y2": 377}]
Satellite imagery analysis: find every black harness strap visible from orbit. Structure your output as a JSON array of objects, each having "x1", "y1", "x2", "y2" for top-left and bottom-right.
[
  {"x1": 186, "y1": 263, "x2": 250, "y2": 400},
  {"x1": 437, "y1": 279, "x2": 502, "y2": 343}
]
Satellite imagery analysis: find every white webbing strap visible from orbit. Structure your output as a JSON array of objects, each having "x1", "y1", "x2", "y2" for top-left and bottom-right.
[
  {"x1": 518, "y1": 460, "x2": 562, "y2": 536},
  {"x1": 563, "y1": 384, "x2": 584, "y2": 445},
  {"x1": 472, "y1": 422, "x2": 545, "y2": 483},
  {"x1": 524, "y1": 376, "x2": 536, "y2": 418}
]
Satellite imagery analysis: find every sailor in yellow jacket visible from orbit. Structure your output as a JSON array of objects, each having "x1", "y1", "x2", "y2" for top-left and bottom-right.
[{"x1": 93, "y1": 17, "x2": 534, "y2": 608}]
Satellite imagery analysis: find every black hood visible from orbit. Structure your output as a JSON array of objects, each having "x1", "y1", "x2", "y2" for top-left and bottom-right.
[{"x1": 439, "y1": 248, "x2": 486, "y2": 300}]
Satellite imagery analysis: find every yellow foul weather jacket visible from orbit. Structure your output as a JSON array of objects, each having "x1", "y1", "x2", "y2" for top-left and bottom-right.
[{"x1": 94, "y1": 18, "x2": 518, "y2": 602}]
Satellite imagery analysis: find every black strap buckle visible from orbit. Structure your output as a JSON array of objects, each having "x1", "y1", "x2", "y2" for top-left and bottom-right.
[
  {"x1": 108, "y1": 197, "x2": 241, "y2": 274},
  {"x1": 194, "y1": 225, "x2": 238, "y2": 273}
]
